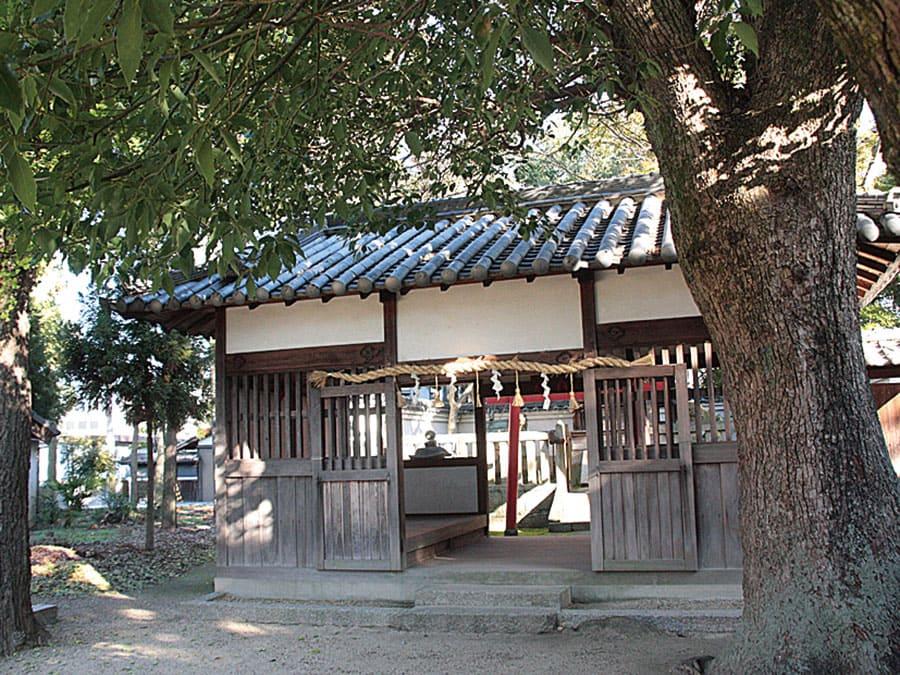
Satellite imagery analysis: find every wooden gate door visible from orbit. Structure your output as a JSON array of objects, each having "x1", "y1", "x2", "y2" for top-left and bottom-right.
[
  {"x1": 585, "y1": 365, "x2": 698, "y2": 571},
  {"x1": 308, "y1": 379, "x2": 404, "y2": 571}
]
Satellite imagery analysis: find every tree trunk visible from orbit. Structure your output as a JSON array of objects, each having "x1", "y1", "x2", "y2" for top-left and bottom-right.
[
  {"x1": 161, "y1": 426, "x2": 178, "y2": 529},
  {"x1": 607, "y1": 1, "x2": 900, "y2": 670},
  {"x1": 0, "y1": 265, "x2": 46, "y2": 656},
  {"x1": 129, "y1": 424, "x2": 139, "y2": 505},
  {"x1": 144, "y1": 420, "x2": 156, "y2": 551},
  {"x1": 815, "y1": 0, "x2": 900, "y2": 178}
]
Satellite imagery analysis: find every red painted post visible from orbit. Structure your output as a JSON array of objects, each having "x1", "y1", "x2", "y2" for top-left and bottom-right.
[{"x1": 504, "y1": 403, "x2": 521, "y2": 536}]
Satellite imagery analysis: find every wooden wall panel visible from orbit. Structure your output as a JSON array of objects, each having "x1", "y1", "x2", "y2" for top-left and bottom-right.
[
  {"x1": 693, "y1": 456, "x2": 742, "y2": 569},
  {"x1": 222, "y1": 472, "x2": 313, "y2": 569},
  {"x1": 321, "y1": 480, "x2": 391, "y2": 567}
]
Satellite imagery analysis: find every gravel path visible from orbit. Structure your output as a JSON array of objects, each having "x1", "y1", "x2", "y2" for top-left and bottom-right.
[{"x1": 4, "y1": 566, "x2": 730, "y2": 674}]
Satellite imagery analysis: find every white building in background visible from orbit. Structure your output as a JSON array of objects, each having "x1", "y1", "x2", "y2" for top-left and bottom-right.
[{"x1": 45, "y1": 401, "x2": 204, "y2": 489}]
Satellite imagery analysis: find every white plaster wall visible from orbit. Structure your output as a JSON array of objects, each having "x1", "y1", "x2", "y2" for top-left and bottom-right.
[
  {"x1": 226, "y1": 295, "x2": 383, "y2": 354},
  {"x1": 594, "y1": 265, "x2": 700, "y2": 324},
  {"x1": 397, "y1": 276, "x2": 582, "y2": 362}
]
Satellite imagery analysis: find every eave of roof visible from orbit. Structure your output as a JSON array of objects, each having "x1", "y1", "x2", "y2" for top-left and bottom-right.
[{"x1": 114, "y1": 176, "x2": 900, "y2": 336}]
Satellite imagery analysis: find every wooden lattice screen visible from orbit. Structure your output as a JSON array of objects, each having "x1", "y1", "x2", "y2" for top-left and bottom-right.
[
  {"x1": 624, "y1": 342, "x2": 737, "y2": 444},
  {"x1": 320, "y1": 383, "x2": 388, "y2": 471},
  {"x1": 596, "y1": 372, "x2": 680, "y2": 461},
  {"x1": 225, "y1": 371, "x2": 305, "y2": 459}
]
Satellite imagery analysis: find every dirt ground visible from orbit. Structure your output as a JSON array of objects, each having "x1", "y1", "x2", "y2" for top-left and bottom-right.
[{"x1": 4, "y1": 565, "x2": 729, "y2": 674}]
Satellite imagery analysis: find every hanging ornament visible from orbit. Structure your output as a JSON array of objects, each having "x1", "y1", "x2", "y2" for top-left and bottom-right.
[
  {"x1": 568, "y1": 372, "x2": 581, "y2": 413},
  {"x1": 541, "y1": 373, "x2": 551, "y2": 410},
  {"x1": 431, "y1": 375, "x2": 444, "y2": 408},
  {"x1": 474, "y1": 373, "x2": 482, "y2": 408},
  {"x1": 397, "y1": 383, "x2": 405, "y2": 409},
  {"x1": 491, "y1": 369, "x2": 503, "y2": 399},
  {"x1": 412, "y1": 373, "x2": 421, "y2": 402},
  {"x1": 512, "y1": 371, "x2": 524, "y2": 408}
]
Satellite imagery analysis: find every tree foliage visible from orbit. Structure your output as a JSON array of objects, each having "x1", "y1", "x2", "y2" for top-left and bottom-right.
[
  {"x1": 62, "y1": 302, "x2": 211, "y2": 431},
  {"x1": 27, "y1": 272, "x2": 74, "y2": 421}
]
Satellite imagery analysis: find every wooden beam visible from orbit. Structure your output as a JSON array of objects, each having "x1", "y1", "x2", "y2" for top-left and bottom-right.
[
  {"x1": 381, "y1": 291, "x2": 398, "y2": 366},
  {"x1": 861, "y1": 248, "x2": 900, "y2": 307},
  {"x1": 596, "y1": 316, "x2": 710, "y2": 350},
  {"x1": 225, "y1": 342, "x2": 385, "y2": 374},
  {"x1": 577, "y1": 271, "x2": 598, "y2": 357}
]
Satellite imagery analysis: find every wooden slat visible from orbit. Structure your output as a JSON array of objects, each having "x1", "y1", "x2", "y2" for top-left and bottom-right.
[
  {"x1": 704, "y1": 342, "x2": 718, "y2": 443},
  {"x1": 222, "y1": 458, "x2": 314, "y2": 477},
  {"x1": 273, "y1": 373, "x2": 282, "y2": 459},
  {"x1": 592, "y1": 459, "x2": 684, "y2": 474},
  {"x1": 321, "y1": 383, "x2": 388, "y2": 398},
  {"x1": 693, "y1": 442, "x2": 738, "y2": 464},
  {"x1": 319, "y1": 469, "x2": 391, "y2": 482}
]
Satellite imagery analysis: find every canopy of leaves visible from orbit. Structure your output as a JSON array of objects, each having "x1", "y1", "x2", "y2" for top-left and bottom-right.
[
  {"x1": 62, "y1": 301, "x2": 211, "y2": 430},
  {"x1": 0, "y1": 1, "x2": 767, "y2": 294},
  {"x1": 516, "y1": 112, "x2": 658, "y2": 186}
]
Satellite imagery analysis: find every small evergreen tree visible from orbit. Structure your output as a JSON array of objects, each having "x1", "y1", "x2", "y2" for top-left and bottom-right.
[{"x1": 63, "y1": 303, "x2": 210, "y2": 548}]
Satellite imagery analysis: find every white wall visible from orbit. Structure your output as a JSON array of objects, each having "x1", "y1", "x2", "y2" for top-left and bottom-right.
[
  {"x1": 594, "y1": 265, "x2": 700, "y2": 324},
  {"x1": 226, "y1": 295, "x2": 384, "y2": 354},
  {"x1": 397, "y1": 276, "x2": 582, "y2": 362}
]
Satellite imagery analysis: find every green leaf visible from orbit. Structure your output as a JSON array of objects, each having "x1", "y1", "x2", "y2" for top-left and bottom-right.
[
  {"x1": 732, "y1": 22, "x2": 759, "y2": 57},
  {"x1": 404, "y1": 130, "x2": 423, "y2": 157},
  {"x1": 480, "y1": 26, "x2": 502, "y2": 91},
  {"x1": 63, "y1": 0, "x2": 85, "y2": 43},
  {"x1": 116, "y1": 0, "x2": 143, "y2": 83},
  {"x1": 49, "y1": 76, "x2": 76, "y2": 108},
  {"x1": 7, "y1": 150, "x2": 37, "y2": 211},
  {"x1": 520, "y1": 24, "x2": 554, "y2": 73},
  {"x1": 220, "y1": 129, "x2": 242, "y2": 165},
  {"x1": 78, "y1": 0, "x2": 117, "y2": 46},
  {"x1": 0, "y1": 62, "x2": 23, "y2": 114},
  {"x1": 193, "y1": 51, "x2": 222, "y2": 85},
  {"x1": 31, "y1": 0, "x2": 61, "y2": 21},
  {"x1": 194, "y1": 135, "x2": 214, "y2": 187},
  {"x1": 142, "y1": 0, "x2": 174, "y2": 34}
]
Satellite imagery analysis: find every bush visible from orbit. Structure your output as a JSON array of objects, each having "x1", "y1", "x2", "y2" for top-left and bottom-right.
[
  {"x1": 55, "y1": 437, "x2": 116, "y2": 513},
  {"x1": 35, "y1": 485, "x2": 63, "y2": 528},
  {"x1": 99, "y1": 489, "x2": 133, "y2": 525}
]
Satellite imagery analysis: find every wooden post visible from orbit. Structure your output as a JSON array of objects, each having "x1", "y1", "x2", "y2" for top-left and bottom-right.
[
  {"x1": 504, "y1": 403, "x2": 521, "y2": 536},
  {"x1": 474, "y1": 396, "x2": 488, "y2": 518},
  {"x1": 213, "y1": 308, "x2": 228, "y2": 567}
]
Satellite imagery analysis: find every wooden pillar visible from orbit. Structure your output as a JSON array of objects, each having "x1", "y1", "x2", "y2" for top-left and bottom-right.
[
  {"x1": 213, "y1": 308, "x2": 229, "y2": 566},
  {"x1": 504, "y1": 403, "x2": 521, "y2": 536},
  {"x1": 577, "y1": 271, "x2": 604, "y2": 567},
  {"x1": 577, "y1": 270, "x2": 598, "y2": 358},
  {"x1": 381, "y1": 291, "x2": 398, "y2": 366},
  {"x1": 474, "y1": 396, "x2": 488, "y2": 518}
]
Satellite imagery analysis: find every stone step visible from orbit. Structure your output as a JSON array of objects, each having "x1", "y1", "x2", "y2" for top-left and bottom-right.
[
  {"x1": 391, "y1": 606, "x2": 558, "y2": 634},
  {"x1": 414, "y1": 583, "x2": 571, "y2": 609},
  {"x1": 558, "y1": 607, "x2": 742, "y2": 635}
]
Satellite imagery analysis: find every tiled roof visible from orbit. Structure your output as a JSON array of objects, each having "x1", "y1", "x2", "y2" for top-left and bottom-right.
[{"x1": 115, "y1": 175, "x2": 900, "y2": 333}]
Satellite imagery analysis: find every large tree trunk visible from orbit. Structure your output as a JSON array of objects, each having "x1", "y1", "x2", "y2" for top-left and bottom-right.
[
  {"x1": 608, "y1": 1, "x2": 900, "y2": 670},
  {"x1": 161, "y1": 426, "x2": 178, "y2": 529},
  {"x1": 815, "y1": 0, "x2": 900, "y2": 178},
  {"x1": 144, "y1": 420, "x2": 156, "y2": 551},
  {"x1": 0, "y1": 264, "x2": 46, "y2": 656}
]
